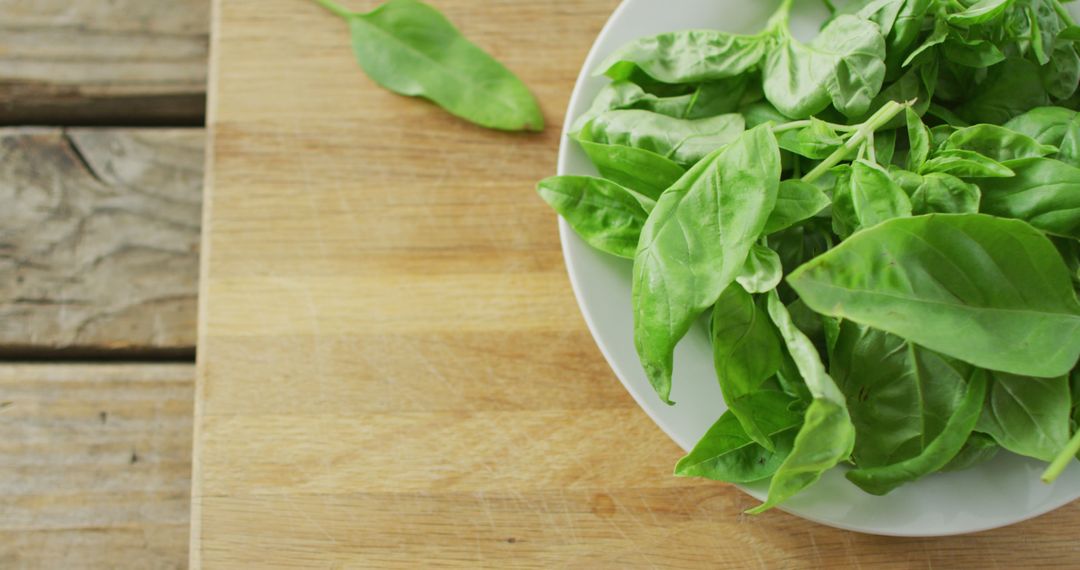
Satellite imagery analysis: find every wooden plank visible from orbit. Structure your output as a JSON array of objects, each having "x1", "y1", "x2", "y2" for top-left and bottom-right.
[
  {"x1": 195, "y1": 0, "x2": 1080, "y2": 568},
  {"x1": 0, "y1": 0, "x2": 209, "y2": 125},
  {"x1": 0, "y1": 127, "x2": 203, "y2": 354},
  {"x1": 0, "y1": 364, "x2": 193, "y2": 570}
]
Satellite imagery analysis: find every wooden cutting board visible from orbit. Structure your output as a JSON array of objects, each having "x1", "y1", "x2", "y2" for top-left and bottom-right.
[{"x1": 192, "y1": 0, "x2": 1080, "y2": 567}]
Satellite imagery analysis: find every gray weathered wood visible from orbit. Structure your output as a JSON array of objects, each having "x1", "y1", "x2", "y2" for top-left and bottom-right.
[
  {"x1": 0, "y1": 127, "x2": 203, "y2": 353},
  {"x1": 0, "y1": 364, "x2": 193, "y2": 570},
  {"x1": 0, "y1": 0, "x2": 209, "y2": 125}
]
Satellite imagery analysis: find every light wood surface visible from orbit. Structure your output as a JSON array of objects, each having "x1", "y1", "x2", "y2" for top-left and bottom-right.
[
  {"x1": 0, "y1": 364, "x2": 193, "y2": 570},
  {"x1": 0, "y1": 128, "x2": 203, "y2": 355},
  {"x1": 0, "y1": 0, "x2": 208, "y2": 125},
  {"x1": 194, "y1": 0, "x2": 1080, "y2": 567}
]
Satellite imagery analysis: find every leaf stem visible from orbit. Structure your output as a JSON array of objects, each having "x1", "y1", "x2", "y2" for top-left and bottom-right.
[
  {"x1": 312, "y1": 0, "x2": 353, "y2": 19},
  {"x1": 1042, "y1": 428, "x2": 1080, "y2": 483},
  {"x1": 801, "y1": 100, "x2": 910, "y2": 184},
  {"x1": 1053, "y1": 0, "x2": 1076, "y2": 27},
  {"x1": 771, "y1": 119, "x2": 858, "y2": 134}
]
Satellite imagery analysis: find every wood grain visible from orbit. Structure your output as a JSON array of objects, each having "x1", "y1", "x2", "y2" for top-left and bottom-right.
[
  {"x1": 0, "y1": 128, "x2": 203, "y2": 354},
  {"x1": 0, "y1": 0, "x2": 208, "y2": 125},
  {"x1": 0, "y1": 364, "x2": 193, "y2": 570},
  {"x1": 195, "y1": 0, "x2": 1080, "y2": 567}
]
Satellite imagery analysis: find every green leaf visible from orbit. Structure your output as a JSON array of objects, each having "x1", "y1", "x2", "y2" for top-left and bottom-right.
[
  {"x1": 906, "y1": 107, "x2": 931, "y2": 171},
  {"x1": 764, "y1": 179, "x2": 831, "y2": 234},
  {"x1": 942, "y1": 37, "x2": 1006, "y2": 68},
  {"x1": 941, "y1": 432, "x2": 999, "y2": 472},
  {"x1": 710, "y1": 285, "x2": 785, "y2": 450},
  {"x1": 956, "y1": 58, "x2": 1051, "y2": 125},
  {"x1": 777, "y1": 118, "x2": 845, "y2": 159},
  {"x1": 851, "y1": 159, "x2": 913, "y2": 227},
  {"x1": 946, "y1": 0, "x2": 1014, "y2": 27},
  {"x1": 978, "y1": 157, "x2": 1080, "y2": 239},
  {"x1": 675, "y1": 390, "x2": 801, "y2": 483},
  {"x1": 941, "y1": 124, "x2": 1058, "y2": 162},
  {"x1": 1041, "y1": 42, "x2": 1080, "y2": 101},
  {"x1": 764, "y1": 15, "x2": 887, "y2": 118},
  {"x1": 747, "y1": 292, "x2": 855, "y2": 513},
  {"x1": 575, "y1": 128, "x2": 686, "y2": 200},
  {"x1": 597, "y1": 30, "x2": 769, "y2": 84},
  {"x1": 1056, "y1": 113, "x2": 1080, "y2": 168},
  {"x1": 337, "y1": 0, "x2": 543, "y2": 131},
  {"x1": 536, "y1": 176, "x2": 653, "y2": 259},
  {"x1": 571, "y1": 77, "x2": 752, "y2": 134},
  {"x1": 586, "y1": 111, "x2": 745, "y2": 167},
  {"x1": 788, "y1": 214, "x2": 1080, "y2": 378},
  {"x1": 846, "y1": 368, "x2": 988, "y2": 495},
  {"x1": 911, "y1": 172, "x2": 981, "y2": 214},
  {"x1": 1003, "y1": 106, "x2": 1077, "y2": 146},
  {"x1": 977, "y1": 372, "x2": 1072, "y2": 462},
  {"x1": 902, "y1": 17, "x2": 949, "y2": 66},
  {"x1": 632, "y1": 125, "x2": 780, "y2": 403},
  {"x1": 831, "y1": 323, "x2": 972, "y2": 468},
  {"x1": 736, "y1": 245, "x2": 784, "y2": 294},
  {"x1": 830, "y1": 166, "x2": 860, "y2": 239},
  {"x1": 919, "y1": 149, "x2": 1016, "y2": 178}
]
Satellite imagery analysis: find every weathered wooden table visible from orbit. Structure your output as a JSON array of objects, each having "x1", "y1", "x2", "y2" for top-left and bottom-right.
[{"x1": 191, "y1": 0, "x2": 1080, "y2": 567}]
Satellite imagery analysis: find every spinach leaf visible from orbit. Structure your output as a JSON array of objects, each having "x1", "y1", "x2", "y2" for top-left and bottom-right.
[
  {"x1": 764, "y1": 179, "x2": 831, "y2": 234},
  {"x1": 575, "y1": 127, "x2": 686, "y2": 200},
  {"x1": 747, "y1": 292, "x2": 855, "y2": 513},
  {"x1": 788, "y1": 214, "x2": 1080, "y2": 378},
  {"x1": 675, "y1": 390, "x2": 801, "y2": 483},
  {"x1": 710, "y1": 284, "x2": 785, "y2": 449},
  {"x1": 978, "y1": 157, "x2": 1080, "y2": 239},
  {"x1": 536, "y1": 176, "x2": 653, "y2": 259},
  {"x1": 977, "y1": 372, "x2": 1072, "y2": 461},
  {"x1": 851, "y1": 159, "x2": 913, "y2": 227},
  {"x1": 846, "y1": 368, "x2": 988, "y2": 495},
  {"x1": 764, "y1": 15, "x2": 887, "y2": 118},
  {"x1": 317, "y1": 0, "x2": 543, "y2": 131},
  {"x1": 586, "y1": 111, "x2": 745, "y2": 167},
  {"x1": 736, "y1": 245, "x2": 784, "y2": 294},
  {"x1": 941, "y1": 124, "x2": 1059, "y2": 161},
  {"x1": 919, "y1": 149, "x2": 1016, "y2": 177},
  {"x1": 633, "y1": 125, "x2": 780, "y2": 403},
  {"x1": 911, "y1": 172, "x2": 981, "y2": 214},
  {"x1": 597, "y1": 30, "x2": 769, "y2": 84}
]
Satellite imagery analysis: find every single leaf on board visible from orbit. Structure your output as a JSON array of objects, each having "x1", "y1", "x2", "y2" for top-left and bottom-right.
[
  {"x1": 326, "y1": 0, "x2": 543, "y2": 131},
  {"x1": 788, "y1": 214, "x2": 1080, "y2": 378},
  {"x1": 633, "y1": 125, "x2": 780, "y2": 403}
]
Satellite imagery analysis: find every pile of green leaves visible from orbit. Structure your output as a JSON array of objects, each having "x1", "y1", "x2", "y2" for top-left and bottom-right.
[{"x1": 538, "y1": 0, "x2": 1080, "y2": 512}]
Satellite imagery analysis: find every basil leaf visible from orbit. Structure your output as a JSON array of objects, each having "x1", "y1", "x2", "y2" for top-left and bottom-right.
[
  {"x1": 536, "y1": 176, "x2": 653, "y2": 259},
  {"x1": 1003, "y1": 106, "x2": 1077, "y2": 145},
  {"x1": 335, "y1": 0, "x2": 542, "y2": 131},
  {"x1": 941, "y1": 433, "x2": 1000, "y2": 472},
  {"x1": 979, "y1": 157, "x2": 1080, "y2": 239},
  {"x1": 764, "y1": 179, "x2": 831, "y2": 234},
  {"x1": 736, "y1": 245, "x2": 784, "y2": 294},
  {"x1": 956, "y1": 58, "x2": 1051, "y2": 124},
  {"x1": 788, "y1": 214, "x2": 1080, "y2": 379},
  {"x1": 710, "y1": 284, "x2": 785, "y2": 449},
  {"x1": 586, "y1": 110, "x2": 745, "y2": 167},
  {"x1": 977, "y1": 372, "x2": 1072, "y2": 462},
  {"x1": 920, "y1": 149, "x2": 1016, "y2": 177},
  {"x1": 675, "y1": 390, "x2": 801, "y2": 483},
  {"x1": 911, "y1": 172, "x2": 981, "y2": 214},
  {"x1": 575, "y1": 126, "x2": 686, "y2": 200},
  {"x1": 746, "y1": 292, "x2": 855, "y2": 514},
  {"x1": 633, "y1": 125, "x2": 780, "y2": 403},
  {"x1": 941, "y1": 124, "x2": 1059, "y2": 161},
  {"x1": 1056, "y1": 113, "x2": 1080, "y2": 168},
  {"x1": 764, "y1": 15, "x2": 887, "y2": 118},
  {"x1": 597, "y1": 30, "x2": 769, "y2": 84},
  {"x1": 946, "y1": 0, "x2": 1014, "y2": 27},
  {"x1": 851, "y1": 159, "x2": 913, "y2": 227},
  {"x1": 847, "y1": 369, "x2": 988, "y2": 495},
  {"x1": 906, "y1": 107, "x2": 931, "y2": 171}
]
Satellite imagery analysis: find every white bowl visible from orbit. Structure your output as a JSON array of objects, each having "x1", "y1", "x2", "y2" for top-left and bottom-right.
[{"x1": 556, "y1": 0, "x2": 1080, "y2": 536}]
